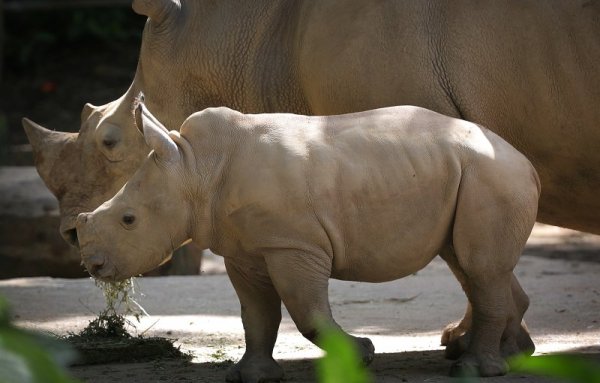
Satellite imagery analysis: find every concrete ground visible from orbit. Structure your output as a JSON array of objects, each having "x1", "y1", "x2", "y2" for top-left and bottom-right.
[{"x1": 1, "y1": 224, "x2": 599, "y2": 382}]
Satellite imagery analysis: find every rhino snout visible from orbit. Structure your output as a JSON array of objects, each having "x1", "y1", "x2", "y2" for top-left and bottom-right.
[
  {"x1": 83, "y1": 253, "x2": 104, "y2": 273},
  {"x1": 82, "y1": 254, "x2": 115, "y2": 279}
]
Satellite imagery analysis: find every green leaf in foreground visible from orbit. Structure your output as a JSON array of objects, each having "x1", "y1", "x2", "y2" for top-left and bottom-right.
[
  {"x1": 0, "y1": 296, "x2": 79, "y2": 383},
  {"x1": 315, "y1": 325, "x2": 372, "y2": 383},
  {"x1": 509, "y1": 354, "x2": 600, "y2": 383}
]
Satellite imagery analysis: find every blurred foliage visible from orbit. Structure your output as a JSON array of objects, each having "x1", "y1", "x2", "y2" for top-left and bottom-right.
[
  {"x1": 510, "y1": 354, "x2": 600, "y2": 383},
  {"x1": 4, "y1": 6, "x2": 144, "y2": 72},
  {"x1": 315, "y1": 324, "x2": 372, "y2": 383},
  {"x1": 0, "y1": 295, "x2": 80, "y2": 383}
]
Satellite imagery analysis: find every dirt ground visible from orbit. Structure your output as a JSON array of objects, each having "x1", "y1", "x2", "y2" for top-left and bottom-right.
[{"x1": 1, "y1": 223, "x2": 599, "y2": 383}]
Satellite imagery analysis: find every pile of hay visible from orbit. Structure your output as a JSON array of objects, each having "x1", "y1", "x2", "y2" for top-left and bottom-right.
[{"x1": 66, "y1": 278, "x2": 191, "y2": 365}]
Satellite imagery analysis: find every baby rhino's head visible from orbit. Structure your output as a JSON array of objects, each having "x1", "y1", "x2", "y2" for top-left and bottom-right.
[{"x1": 76, "y1": 102, "x2": 194, "y2": 280}]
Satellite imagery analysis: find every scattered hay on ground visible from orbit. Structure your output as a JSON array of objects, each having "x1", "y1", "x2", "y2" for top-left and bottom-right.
[{"x1": 65, "y1": 278, "x2": 192, "y2": 365}]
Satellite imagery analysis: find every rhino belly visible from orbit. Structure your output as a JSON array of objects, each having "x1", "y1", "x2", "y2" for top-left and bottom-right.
[{"x1": 328, "y1": 196, "x2": 456, "y2": 283}]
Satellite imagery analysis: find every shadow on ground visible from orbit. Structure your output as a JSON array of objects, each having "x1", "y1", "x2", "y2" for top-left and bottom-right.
[
  {"x1": 70, "y1": 347, "x2": 600, "y2": 383},
  {"x1": 525, "y1": 245, "x2": 600, "y2": 264},
  {"x1": 524, "y1": 224, "x2": 600, "y2": 263}
]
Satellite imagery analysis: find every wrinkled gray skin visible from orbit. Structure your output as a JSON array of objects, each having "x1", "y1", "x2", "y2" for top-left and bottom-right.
[
  {"x1": 76, "y1": 104, "x2": 540, "y2": 380},
  {"x1": 22, "y1": 0, "x2": 597, "y2": 368}
]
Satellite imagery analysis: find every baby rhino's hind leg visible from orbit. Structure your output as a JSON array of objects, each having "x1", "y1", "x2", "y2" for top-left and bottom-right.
[{"x1": 447, "y1": 168, "x2": 537, "y2": 377}]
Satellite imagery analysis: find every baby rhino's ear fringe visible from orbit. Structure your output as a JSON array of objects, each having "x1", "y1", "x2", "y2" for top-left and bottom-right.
[
  {"x1": 133, "y1": 92, "x2": 146, "y2": 133},
  {"x1": 133, "y1": 92, "x2": 145, "y2": 112}
]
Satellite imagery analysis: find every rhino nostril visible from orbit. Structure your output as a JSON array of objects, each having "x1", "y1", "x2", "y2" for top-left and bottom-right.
[
  {"x1": 88, "y1": 263, "x2": 102, "y2": 276},
  {"x1": 76, "y1": 213, "x2": 89, "y2": 225},
  {"x1": 84, "y1": 254, "x2": 105, "y2": 276},
  {"x1": 61, "y1": 228, "x2": 79, "y2": 248}
]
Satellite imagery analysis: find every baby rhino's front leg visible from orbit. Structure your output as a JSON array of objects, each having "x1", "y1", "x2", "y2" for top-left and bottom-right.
[
  {"x1": 265, "y1": 250, "x2": 375, "y2": 365},
  {"x1": 225, "y1": 258, "x2": 284, "y2": 383}
]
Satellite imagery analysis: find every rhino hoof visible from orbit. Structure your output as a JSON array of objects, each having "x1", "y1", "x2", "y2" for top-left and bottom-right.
[
  {"x1": 354, "y1": 336, "x2": 376, "y2": 365},
  {"x1": 444, "y1": 333, "x2": 470, "y2": 360},
  {"x1": 449, "y1": 353, "x2": 508, "y2": 378},
  {"x1": 516, "y1": 326, "x2": 535, "y2": 356},
  {"x1": 225, "y1": 355, "x2": 284, "y2": 383},
  {"x1": 441, "y1": 320, "x2": 468, "y2": 347},
  {"x1": 498, "y1": 323, "x2": 535, "y2": 359}
]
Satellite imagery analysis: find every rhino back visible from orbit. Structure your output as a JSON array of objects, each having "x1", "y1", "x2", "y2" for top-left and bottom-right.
[{"x1": 202, "y1": 107, "x2": 475, "y2": 279}]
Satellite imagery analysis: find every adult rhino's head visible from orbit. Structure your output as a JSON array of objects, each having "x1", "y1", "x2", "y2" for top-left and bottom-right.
[
  {"x1": 75, "y1": 102, "x2": 197, "y2": 280},
  {"x1": 22, "y1": 93, "x2": 149, "y2": 248},
  {"x1": 22, "y1": 0, "x2": 188, "y2": 248}
]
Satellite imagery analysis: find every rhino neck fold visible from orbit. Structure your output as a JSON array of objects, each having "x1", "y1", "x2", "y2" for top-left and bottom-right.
[
  {"x1": 186, "y1": 148, "x2": 231, "y2": 253},
  {"x1": 169, "y1": 130, "x2": 211, "y2": 250}
]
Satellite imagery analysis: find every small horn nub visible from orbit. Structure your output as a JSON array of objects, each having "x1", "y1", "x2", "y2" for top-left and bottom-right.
[{"x1": 132, "y1": 0, "x2": 181, "y2": 25}]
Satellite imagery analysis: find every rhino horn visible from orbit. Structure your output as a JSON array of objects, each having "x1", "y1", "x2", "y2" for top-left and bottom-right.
[
  {"x1": 132, "y1": 0, "x2": 181, "y2": 24},
  {"x1": 22, "y1": 117, "x2": 74, "y2": 188}
]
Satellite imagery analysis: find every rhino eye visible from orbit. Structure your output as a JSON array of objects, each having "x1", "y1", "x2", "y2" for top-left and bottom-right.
[
  {"x1": 122, "y1": 213, "x2": 136, "y2": 226},
  {"x1": 102, "y1": 138, "x2": 117, "y2": 149}
]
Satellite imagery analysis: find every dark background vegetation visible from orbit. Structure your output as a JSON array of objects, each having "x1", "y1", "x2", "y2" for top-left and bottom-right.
[{"x1": 0, "y1": 2, "x2": 146, "y2": 164}]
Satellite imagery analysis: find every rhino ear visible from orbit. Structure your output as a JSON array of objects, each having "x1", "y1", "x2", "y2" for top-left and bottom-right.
[
  {"x1": 134, "y1": 102, "x2": 179, "y2": 164},
  {"x1": 133, "y1": 95, "x2": 169, "y2": 135},
  {"x1": 132, "y1": 0, "x2": 181, "y2": 24},
  {"x1": 80, "y1": 103, "x2": 97, "y2": 123}
]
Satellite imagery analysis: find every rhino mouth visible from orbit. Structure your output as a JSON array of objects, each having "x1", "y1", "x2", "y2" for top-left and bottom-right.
[{"x1": 80, "y1": 251, "x2": 119, "y2": 281}]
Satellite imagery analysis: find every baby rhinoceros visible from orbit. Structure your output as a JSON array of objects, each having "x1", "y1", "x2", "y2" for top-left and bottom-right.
[{"x1": 76, "y1": 101, "x2": 540, "y2": 381}]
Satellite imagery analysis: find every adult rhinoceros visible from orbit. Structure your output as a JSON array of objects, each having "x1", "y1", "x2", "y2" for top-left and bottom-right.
[{"x1": 21, "y1": 0, "x2": 598, "y2": 364}]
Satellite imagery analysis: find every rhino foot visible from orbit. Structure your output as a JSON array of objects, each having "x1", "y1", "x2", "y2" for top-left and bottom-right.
[
  {"x1": 443, "y1": 324, "x2": 534, "y2": 360},
  {"x1": 353, "y1": 336, "x2": 376, "y2": 365},
  {"x1": 443, "y1": 332, "x2": 470, "y2": 360},
  {"x1": 225, "y1": 355, "x2": 284, "y2": 383},
  {"x1": 511, "y1": 326, "x2": 535, "y2": 357},
  {"x1": 441, "y1": 319, "x2": 469, "y2": 349},
  {"x1": 449, "y1": 353, "x2": 508, "y2": 378}
]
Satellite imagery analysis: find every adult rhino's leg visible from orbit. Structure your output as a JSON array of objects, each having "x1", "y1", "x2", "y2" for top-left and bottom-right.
[
  {"x1": 439, "y1": 250, "x2": 534, "y2": 360},
  {"x1": 440, "y1": 247, "x2": 511, "y2": 376},
  {"x1": 264, "y1": 250, "x2": 375, "y2": 365},
  {"x1": 501, "y1": 274, "x2": 535, "y2": 358},
  {"x1": 443, "y1": 276, "x2": 535, "y2": 360},
  {"x1": 224, "y1": 258, "x2": 284, "y2": 383},
  {"x1": 440, "y1": 246, "x2": 534, "y2": 360},
  {"x1": 439, "y1": 248, "x2": 473, "y2": 359}
]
